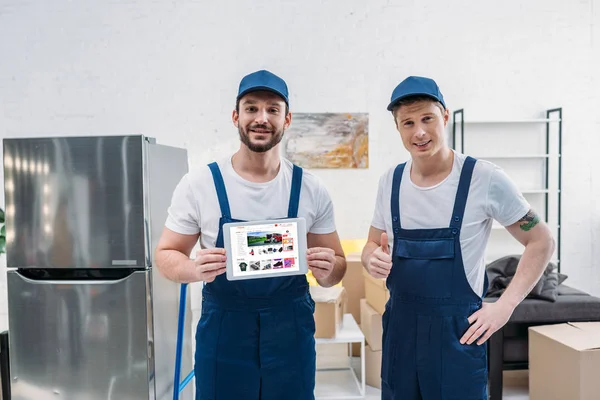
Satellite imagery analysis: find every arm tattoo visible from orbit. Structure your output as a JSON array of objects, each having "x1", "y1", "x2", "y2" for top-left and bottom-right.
[{"x1": 518, "y1": 210, "x2": 540, "y2": 232}]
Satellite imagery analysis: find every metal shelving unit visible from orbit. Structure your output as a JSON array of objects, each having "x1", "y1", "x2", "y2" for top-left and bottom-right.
[{"x1": 451, "y1": 108, "x2": 563, "y2": 271}]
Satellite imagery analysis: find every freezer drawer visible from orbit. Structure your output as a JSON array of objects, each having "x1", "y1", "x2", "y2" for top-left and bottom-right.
[{"x1": 7, "y1": 270, "x2": 154, "y2": 400}]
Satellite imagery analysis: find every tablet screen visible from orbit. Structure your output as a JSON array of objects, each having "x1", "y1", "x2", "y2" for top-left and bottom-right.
[{"x1": 228, "y1": 221, "x2": 301, "y2": 278}]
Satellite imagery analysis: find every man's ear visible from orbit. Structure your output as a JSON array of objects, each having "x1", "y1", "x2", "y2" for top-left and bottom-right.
[
  {"x1": 232, "y1": 109, "x2": 239, "y2": 128},
  {"x1": 284, "y1": 111, "x2": 292, "y2": 130},
  {"x1": 443, "y1": 107, "x2": 450, "y2": 126}
]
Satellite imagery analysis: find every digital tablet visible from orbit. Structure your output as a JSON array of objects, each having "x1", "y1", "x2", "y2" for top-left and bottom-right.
[{"x1": 223, "y1": 218, "x2": 308, "y2": 281}]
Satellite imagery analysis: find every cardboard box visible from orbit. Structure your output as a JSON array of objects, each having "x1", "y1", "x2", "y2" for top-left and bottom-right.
[
  {"x1": 342, "y1": 252, "x2": 366, "y2": 356},
  {"x1": 529, "y1": 322, "x2": 600, "y2": 400},
  {"x1": 342, "y1": 252, "x2": 365, "y2": 324},
  {"x1": 362, "y1": 269, "x2": 389, "y2": 315},
  {"x1": 360, "y1": 298, "x2": 382, "y2": 351},
  {"x1": 310, "y1": 286, "x2": 346, "y2": 338},
  {"x1": 365, "y1": 344, "x2": 382, "y2": 389}
]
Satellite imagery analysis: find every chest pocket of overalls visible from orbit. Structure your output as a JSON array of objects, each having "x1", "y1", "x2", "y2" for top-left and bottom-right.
[{"x1": 394, "y1": 236, "x2": 455, "y2": 299}]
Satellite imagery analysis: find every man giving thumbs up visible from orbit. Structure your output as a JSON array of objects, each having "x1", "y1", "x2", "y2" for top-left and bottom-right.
[{"x1": 360, "y1": 76, "x2": 555, "y2": 400}]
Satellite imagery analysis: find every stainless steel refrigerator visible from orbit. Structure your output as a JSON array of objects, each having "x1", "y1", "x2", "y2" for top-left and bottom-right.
[{"x1": 3, "y1": 135, "x2": 193, "y2": 400}]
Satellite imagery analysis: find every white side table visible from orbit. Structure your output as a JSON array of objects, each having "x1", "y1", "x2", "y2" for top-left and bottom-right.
[{"x1": 314, "y1": 313, "x2": 365, "y2": 399}]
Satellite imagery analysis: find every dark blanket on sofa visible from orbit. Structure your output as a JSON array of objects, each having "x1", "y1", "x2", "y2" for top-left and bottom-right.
[{"x1": 485, "y1": 255, "x2": 568, "y2": 302}]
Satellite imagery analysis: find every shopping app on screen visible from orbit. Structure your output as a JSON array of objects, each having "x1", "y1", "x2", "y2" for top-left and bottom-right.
[{"x1": 229, "y1": 221, "x2": 300, "y2": 277}]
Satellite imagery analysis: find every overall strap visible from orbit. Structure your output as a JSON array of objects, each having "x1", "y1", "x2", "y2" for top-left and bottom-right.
[
  {"x1": 449, "y1": 156, "x2": 477, "y2": 230},
  {"x1": 287, "y1": 164, "x2": 303, "y2": 218},
  {"x1": 207, "y1": 162, "x2": 232, "y2": 219},
  {"x1": 390, "y1": 163, "x2": 406, "y2": 234}
]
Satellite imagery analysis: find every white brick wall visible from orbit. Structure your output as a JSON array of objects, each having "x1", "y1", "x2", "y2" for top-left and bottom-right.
[{"x1": 0, "y1": 0, "x2": 598, "y2": 306}]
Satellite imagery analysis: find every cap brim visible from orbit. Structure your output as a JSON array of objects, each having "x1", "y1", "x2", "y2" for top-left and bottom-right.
[
  {"x1": 387, "y1": 92, "x2": 444, "y2": 111},
  {"x1": 237, "y1": 86, "x2": 288, "y2": 104}
]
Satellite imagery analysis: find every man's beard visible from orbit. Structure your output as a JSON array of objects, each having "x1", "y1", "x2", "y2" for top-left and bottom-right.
[{"x1": 239, "y1": 124, "x2": 284, "y2": 153}]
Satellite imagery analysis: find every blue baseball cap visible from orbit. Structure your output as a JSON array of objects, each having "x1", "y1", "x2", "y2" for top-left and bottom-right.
[
  {"x1": 237, "y1": 70, "x2": 289, "y2": 105},
  {"x1": 387, "y1": 76, "x2": 446, "y2": 111}
]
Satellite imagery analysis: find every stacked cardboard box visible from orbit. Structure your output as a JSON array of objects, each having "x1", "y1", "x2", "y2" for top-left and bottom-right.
[
  {"x1": 360, "y1": 269, "x2": 390, "y2": 389},
  {"x1": 362, "y1": 269, "x2": 389, "y2": 315},
  {"x1": 360, "y1": 298, "x2": 383, "y2": 389},
  {"x1": 342, "y1": 253, "x2": 365, "y2": 356}
]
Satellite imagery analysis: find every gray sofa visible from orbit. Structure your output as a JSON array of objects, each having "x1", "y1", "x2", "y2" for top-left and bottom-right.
[{"x1": 485, "y1": 285, "x2": 600, "y2": 400}]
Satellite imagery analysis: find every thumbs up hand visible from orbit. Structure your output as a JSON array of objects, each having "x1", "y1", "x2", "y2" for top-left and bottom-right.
[{"x1": 367, "y1": 232, "x2": 393, "y2": 279}]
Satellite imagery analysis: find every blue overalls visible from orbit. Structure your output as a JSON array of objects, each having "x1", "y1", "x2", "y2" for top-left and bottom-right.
[
  {"x1": 194, "y1": 162, "x2": 316, "y2": 400},
  {"x1": 382, "y1": 157, "x2": 489, "y2": 400}
]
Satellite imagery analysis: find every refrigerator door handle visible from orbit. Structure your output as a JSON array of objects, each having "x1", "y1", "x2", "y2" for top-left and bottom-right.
[{"x1": 12, "y1": 269, "x2": 143, "y2": 285}]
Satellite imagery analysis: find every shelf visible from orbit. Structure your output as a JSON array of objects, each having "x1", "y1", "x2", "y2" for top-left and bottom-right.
[
  {"x1": 473, "y1": 154, "x2": 560, "y2": 159},
  {"x1": 456, "y1": 119, "x2": 561, "y2": 124},
  {"x1": 520, "y1": 189, "x2": 561, "y2": 194},
  {"x1": 486, "y1": 258, "x2": 560, "y2": 265},
  {"x1": 491, "y1": 224, "x2": 560, "y2": 230}
]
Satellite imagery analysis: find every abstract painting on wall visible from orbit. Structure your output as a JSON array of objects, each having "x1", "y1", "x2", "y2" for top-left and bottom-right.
[{"x1": 283, "y1": 113, "x2": 368, "y2": 169}]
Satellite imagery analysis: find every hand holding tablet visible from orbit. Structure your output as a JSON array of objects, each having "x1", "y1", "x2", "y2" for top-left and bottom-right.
[
  {"x1": 306, "y1": 247, "x2": 336, "y2": 280},
  {"x1": 223, "y1": 218, "x2": 309, "y2": 281},
  {"x1": 194, "y1": 248, "x2": 227, "y2": 282}
]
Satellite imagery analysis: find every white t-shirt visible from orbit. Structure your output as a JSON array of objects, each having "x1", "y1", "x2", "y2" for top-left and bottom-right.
[
  {"x1": 371, "y1": 151, "x2": 530, "y2": 297},
  {"x1": 165, "y1": 156, "x2": 337, "y2": 249}
]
